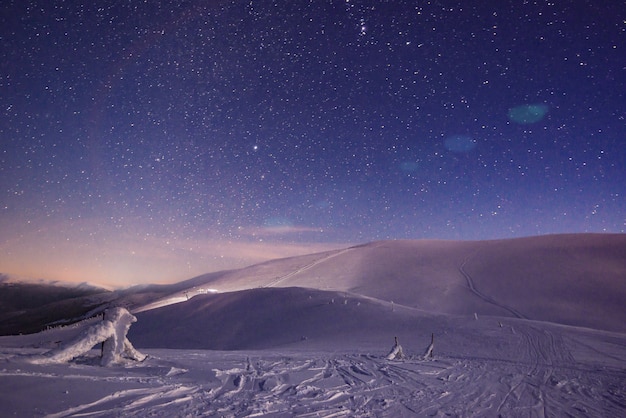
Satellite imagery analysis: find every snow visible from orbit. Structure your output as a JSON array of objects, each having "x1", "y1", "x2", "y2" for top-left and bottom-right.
[
  {"x1": 173, "y1": 235, "x2": 626, "y2": 333},
  {"x1": 133, "y1": 287, "x2": 219, "y2": 313},
  {"x1": 0, "y1": 235, "x2": 625, "y2": 416},
  {"x1": 385, "y1": 336, "x2": 405, "y2": 360},
  {"x1": 23, "y1": 307, "x2": 145, "y2": 367},
  {"x1": 1, "y1": 317, "x2": 625, "y2": 417}
]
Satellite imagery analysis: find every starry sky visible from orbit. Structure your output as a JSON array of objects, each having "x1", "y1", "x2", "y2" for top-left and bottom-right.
[{"x1": 1, "y1": 1, "x2": 625, "y2": 287}]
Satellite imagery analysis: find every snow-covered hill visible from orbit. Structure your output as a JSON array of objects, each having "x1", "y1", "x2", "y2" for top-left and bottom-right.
[
  {"x1": 0, "y1": 234, "x2": 625, "y2": 416},
  {"x1": 130, "y1": 287, "x2": 440, "y2": 350},
  {"x1": 3, "y1": 234, "x2": 625, "y2": 335},
  {"x1": 135, "y1": 233, "x2": 626, "y2": 333}
]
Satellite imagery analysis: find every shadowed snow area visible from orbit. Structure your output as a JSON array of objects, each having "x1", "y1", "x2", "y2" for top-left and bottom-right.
[
  {"x1": 129, "y1": 287, "x2": 441, "y2": 350},
  {"x1": 1, "y1": 234, "x2": 625, "y2": 416}
]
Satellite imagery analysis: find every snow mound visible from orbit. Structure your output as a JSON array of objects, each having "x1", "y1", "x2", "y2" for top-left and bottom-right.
[{"x1": 129, "y1": 287, "x2": 441, "y2": 350}]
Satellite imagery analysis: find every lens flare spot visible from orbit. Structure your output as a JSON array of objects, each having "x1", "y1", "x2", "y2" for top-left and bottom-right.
[
  {"x1": 315, "y1": 200, "x2": 331, "y2": 210},
  {"x1": 399, "y1": 161, "x2": 420, "y2": 172},
  {"x1": 508, "y1": 104, "x2": 549, "y2": 124},
  {"x1": 444, "y1": 135, "x2": 477, "y2": 153}
]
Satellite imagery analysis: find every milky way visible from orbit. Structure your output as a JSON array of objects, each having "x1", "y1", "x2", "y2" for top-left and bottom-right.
[{"x1": 1, "y1": 1, "x2": 624, "y2": 285}]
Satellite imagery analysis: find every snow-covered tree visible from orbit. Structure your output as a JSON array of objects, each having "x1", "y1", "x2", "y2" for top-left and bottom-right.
[{"x1": 26, "y1": 307, "x2": 145, "y2": 366}]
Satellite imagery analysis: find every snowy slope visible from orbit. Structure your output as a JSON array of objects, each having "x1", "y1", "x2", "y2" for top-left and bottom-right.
[
  {"x1": 3, "y1": 234, "x2": 624, "y2": 335},
  {"x1": 1, "y1": 311, "x2": 625, "y2": 417},
  {"x1": 143, "y1": 233, "x2": 626, "y2": 332},
  {"x1": 0, "y1": 233, "x2": 625, "y2": 416},
  {"x1": 129, "y1": 287, "x2": 442, "y2": 350}
]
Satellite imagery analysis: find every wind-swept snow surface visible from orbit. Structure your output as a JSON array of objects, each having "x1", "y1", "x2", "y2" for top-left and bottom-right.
[
  {"x1": 1, "y1": 316, "x2": 625, "y2": 417},
  {"x1": 1, "y1": 234, "x2": 625, "y2": 416}
]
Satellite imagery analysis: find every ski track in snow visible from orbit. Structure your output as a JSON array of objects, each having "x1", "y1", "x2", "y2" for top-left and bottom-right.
[
  {"x1": 263, "y1": 247, "x2": 355, "y2": 288},
  {"x1": 44, "y1": 385, "x2": 198, "y2": 418},
  {"x1": 157, "y1": 332, "x2": 625, "y2": 418},
  {"x1": 460, "y1": 253, "x2": 528, "y2": 320}
]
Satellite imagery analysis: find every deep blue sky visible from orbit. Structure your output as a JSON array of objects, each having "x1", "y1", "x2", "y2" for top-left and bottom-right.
[{"x1": 1, "y1": 1, "x2": 624, "y2": 286}]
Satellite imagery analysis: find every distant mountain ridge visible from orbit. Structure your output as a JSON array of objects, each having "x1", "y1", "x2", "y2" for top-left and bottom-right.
[{"x1": 0, "y1": 281, "x2": 113, "y2": 335}]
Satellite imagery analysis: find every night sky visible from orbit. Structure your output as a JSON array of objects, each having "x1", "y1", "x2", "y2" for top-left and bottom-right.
[{"x1": 1, "y1": 1, "x2": 625, "y2": 286}]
